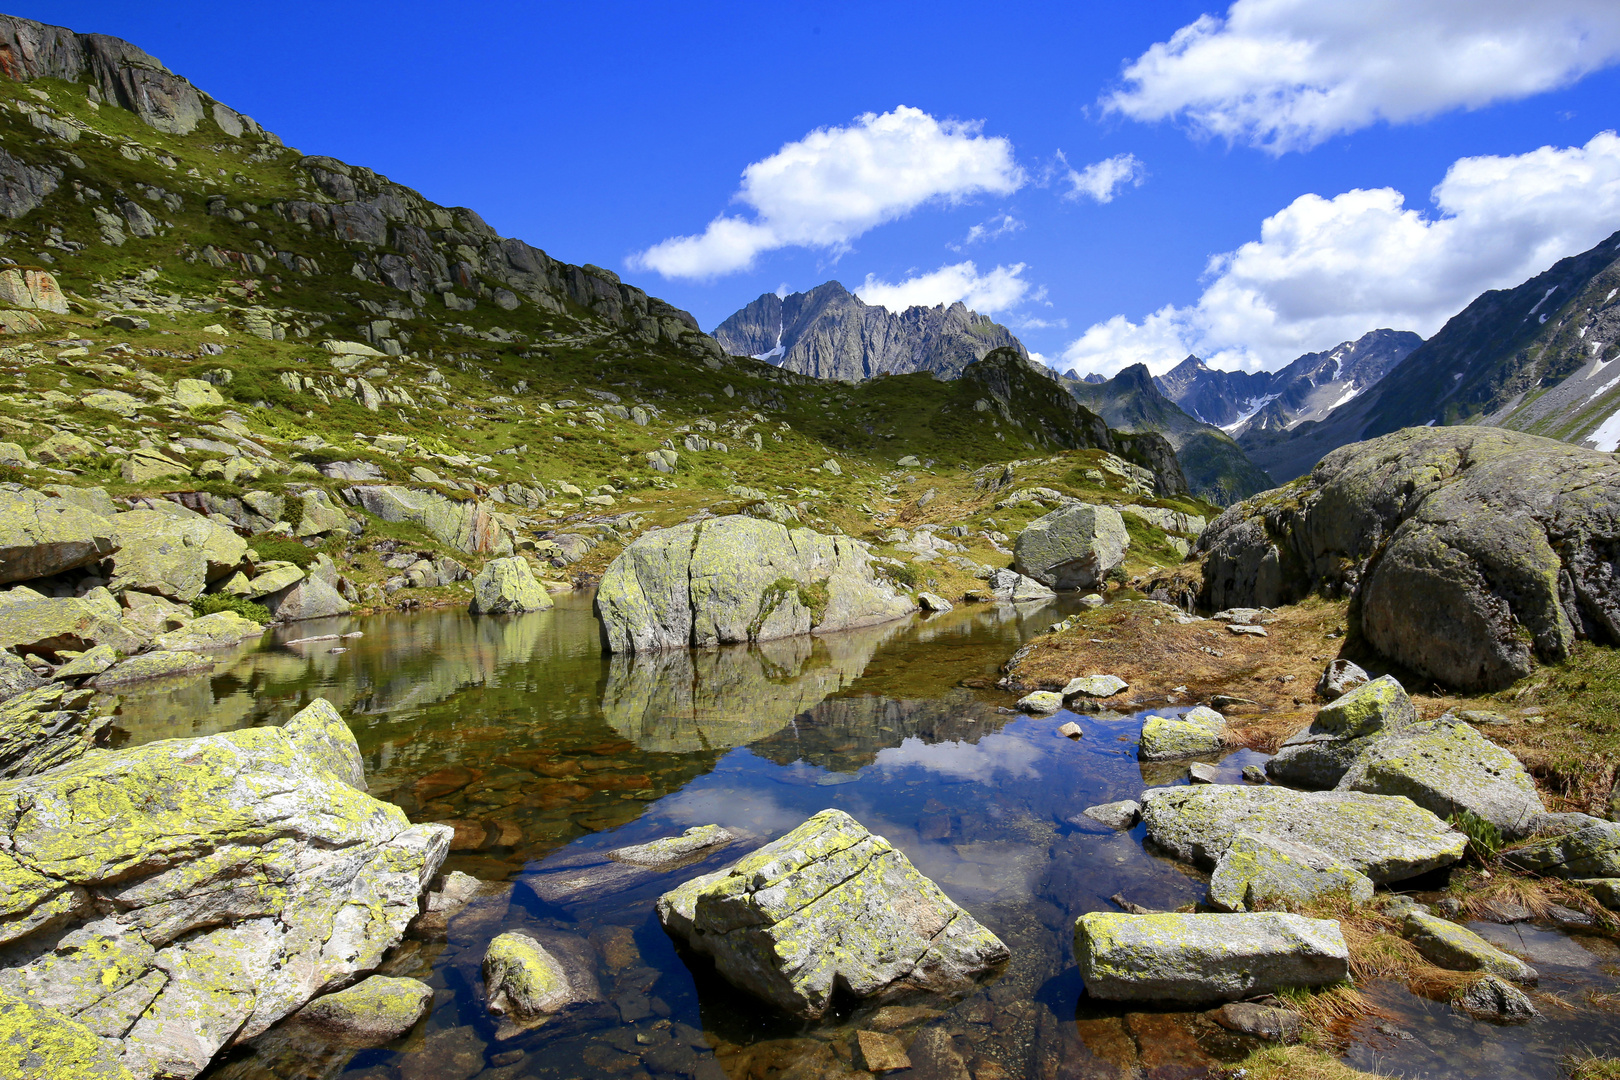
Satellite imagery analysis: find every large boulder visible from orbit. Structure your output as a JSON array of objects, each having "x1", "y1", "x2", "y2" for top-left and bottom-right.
[
  {"x1": 342, "y1": 485, "x2": 513, "y2": 556},
  {"x1": 107, "y1": 510, "x2": 246, "y2": 603},
  {"x1": 1206, "y1": 832, "x2": 1375, "y2": 912},
  {"x1": 656, "y1": 808, "x2": 1008, "y2": 1018},
  {"x1": 1198, "y1": 427, "x2": 1620, "y2": 691},
  {"x1": 1141, "y1": 785, "x2": 1466, "y2": 884},
  {"x1": 290, "y1": 975, "x2": 431, "y2": 1046},
  {"x1": 596, "y1": 516, "x2": 916, "y2": 653},
  {"x1": 263, "y1": 576, "x2": 351, "y2": 623},
  {"x1": 1074, "y1": 912, "x2": 1349, "y2": 1002},
  {"x1": 0, "y1": 698, "x2": 450, "y2": 1080},
  {"x1": 469, "y1": 557, "x2": 553, "y2": 614},
  {"x1": 0, "y1": 588, "x2": 142, "y2": 656},
  {"x1": 1337, "y1": 717, "x2": 1545, "y2": 839},
  {"x1": 0, "y1": 489, "x2": 119, "y2": 585},
  {"x1": 1013, "y1": 503, "x2": 1128, "y2": 590}
]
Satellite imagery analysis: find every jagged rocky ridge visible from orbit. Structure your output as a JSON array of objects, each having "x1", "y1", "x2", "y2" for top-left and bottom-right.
[{"x1": 712, "y1": 280, "x2": 1026, "y2": 382}]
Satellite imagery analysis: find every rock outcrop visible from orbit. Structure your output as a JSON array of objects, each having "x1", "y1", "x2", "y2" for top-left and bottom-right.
[
  {"x1": 342, "y1": 486, "x2": 514, "y2": 557},
  {"x1": 0, "y1": 488, "x2": 119, "y2": 584},
  {"x1": 1012, "y1": 503, "x2": 1128, "y2": 590},
  {"x1": 657, "y1": 809, "x2": 1007, "y2": 1018},
  {"x1": 1074, "y1": 911, "x2": 1349, "y2": 1002},
  {"x1": 1199, "y1": 427, "x2": 1620, "y2": 690},
  {"x1": 469, "y1": 557, "x2": 553, "y2": 614},
  {"x1": 596, "y1": 516, "x2": 915, "y2": 653},
  {"x1": 0, "y1": 698, "x2": 450, "y2": 1079}
]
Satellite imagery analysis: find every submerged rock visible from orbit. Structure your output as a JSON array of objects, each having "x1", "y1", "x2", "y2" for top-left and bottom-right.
[
  {"x1": 1212, "y1": 1001, "x2": 1304, "y2": 1041},
  {"x1": 292, "y1": 975, "x2": 432, "y2": 1046},
  {"x1": 596, "y1": 516, "x2": 915, "y2": 653},
  {"x1": 1453, "y1": 973, "x2": 1539, "y2": 1023},
  {"x1": 1074, "y1": 911, "x2": 1349, "y2": 1002},
  {"x1": 1337, "y1": 717, "x2": 1545, "y2": 839},
  {"x1": 483, "y1": 932, "x2": 595, "y2": 1023},
  {"x1": 469, "y1": 556, "x2": 553, "y2": 614},
  {"x1": 1013, "y1": 503, "x2": 1128, "y2": 590},
  {"x1": 1206, "y1": 832, "x2": 1375, "y2": 912},
  {"x1": 0, "y1": 698, "x2": 450, "y2": 1079},
  {"x1": 1138, "y1": 706, "x2": 1226, "y2": 760},
  {"x1": 1081, "y1": 800, "x2": 1141, "y2": 830},
  {"x1": 1402, "y1": 912, "x2": 1538, "y2": 983},
  {"x1": 656, "y1": 808, "x2": 1008, "y2": 1018},
  {"x1": 1141, "y1": 785, "x2": 1466, "y2": 884}
]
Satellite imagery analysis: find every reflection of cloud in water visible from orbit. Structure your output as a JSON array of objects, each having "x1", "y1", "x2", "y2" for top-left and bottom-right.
[
  {"x1": 873, "y1": 730, "x2": 1042, "y2": 782},
  {"x1": 653, "y1": 779, "x2": 813, "y2": 839}
]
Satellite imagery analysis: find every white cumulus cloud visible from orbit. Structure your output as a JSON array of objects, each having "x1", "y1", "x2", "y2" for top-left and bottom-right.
[
  {"x1": 855, "y1": 261, "x2": 1038, "y2": 314},
  {"x1": 630, "y1": 106, "x2": 1025, "y2": 278},
  {"x1": 1062, "y1": 152, "x2": 1147, "y2": 203},
  {"x1": 1063, "y1": 131, "x2": 1620, "y2": 377},
  {"x1": 1104, "y1": 0, "x2": 1620, "y2": 153}
]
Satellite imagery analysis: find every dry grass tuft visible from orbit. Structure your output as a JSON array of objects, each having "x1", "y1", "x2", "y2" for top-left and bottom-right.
[
  {"x1": 1225, "y1": 1044, "x2": 1388, "y2": 1080},
  {"x1": 1277, "y1": 982, "x2": 1377, "y2": 1028},
  {"x1": 1562, "y1": 1050, "x2": 1620, "y2": 1080},
  {"x1": 1451, "y1": 869, "x2": 1619, "y2": 931}
]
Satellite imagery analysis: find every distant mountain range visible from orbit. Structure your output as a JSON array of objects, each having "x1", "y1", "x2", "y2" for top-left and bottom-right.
[
  {"x1": 711, "y1": 281, "x2": 1024, "y2": 382},
  {"x1": 1154, "y1": 329, "x2": 1421, "y2": 437},
  {"x1": 1058, "y1": 365, "x2": 1275, "y2": 504},
  {"x1": 1237, "y1": 227, "x2": 1620, "y2": 481}
]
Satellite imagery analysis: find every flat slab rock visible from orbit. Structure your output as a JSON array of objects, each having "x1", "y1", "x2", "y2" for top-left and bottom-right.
[
  {"x1": 1074, "y1": 911, "x2": 1349, "y2": 1002},
  {"x1": 657, "y1": 808, "x2": 1008, "y2": 1018},
  {"x1": 523, "y1": 825, "x2": 742, "y2": 905},
  {"x1": 1141, "y1": 785, "x2": 1465, "y2": 884}
]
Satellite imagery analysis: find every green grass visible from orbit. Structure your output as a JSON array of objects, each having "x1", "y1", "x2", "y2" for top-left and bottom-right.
[
  {"x1": 248, "y1": 536, "x2": 315, "y2": 568},
  {"x1": 192, "y1": 593, "x2": 271, "y2": 623}
]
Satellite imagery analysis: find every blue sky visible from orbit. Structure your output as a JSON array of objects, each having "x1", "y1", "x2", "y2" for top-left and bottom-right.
[{"x1": 22, "y1": 1, "x2": 1620, "y2": 374}]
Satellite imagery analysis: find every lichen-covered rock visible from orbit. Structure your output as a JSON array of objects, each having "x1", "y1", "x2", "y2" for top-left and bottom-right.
[
  {"x1": 1503, "y1": 821, "x2": 1620, "y2": 879},
  {"x1": 1141, "y1": 785, "x2": 1466, "y2": 884},
  {"x1": 0, "y1": 488, "x2": 119, "y2": 585},
  {"x1": 1336, "y1": 718, "x2": 1545, "y2": 839},
  {"x1": 91, "y1": 650, "x2": 213, "y2": 688},
  {"x1": 1018, "y1": 691, "x2": 1063, "y2": 713},
  {"x1": 292, "y1": 975, "x2": 431, "y2": 1046},
  {"x1": 0, "y1": 588, "x2": 143, "y2": 656},
  {"x1": 1453, "y1": 973, "x2": 1539, "y2": 1022},
  {"x1": 0, "y1": 698, "x2": 450, "y2": 1079},
  {"x1": 469, "y1": 557, "x2": 553, "y2": 614},
  {"x1": 596, "y1": 516, "x2": 915, "y2": 653},
  {"x1": 1268, "y1": 675, "x2": 1418, "y2": 788},
  {"x1": 263, "y1": 575, "x2": 351, "y2": 623},
  {"x1": 1206, "y1": 832, "x2": 1375, "y2": 912},
  {"x1": 51, "y1": 644, "x2": 119, "y2": 681},
  {"x1": 293, "y1": 489, "x2": 352, "y2": 538},
  {"x1": 1073, "y1": 912, "x2": 1349, "y2": 1002},
  {"x1": 0, "y1": 985, "x2": 135, "y2": 1080},
  {"x1": 1576, "y1": 878, "x2": 1620, "y2": 909},
  {"x1": 150, "y1": 611, "x2": 263, "y2": 652},
  {"x1": 225, "y1": 562, "x2": 305, "y2": 599},
  {"x1": 656, "y1": 808, "x2": 1007, "y2": 1018},
  {"x1": 0, "y1": 682, "x2": 99, "y2": 779},
  {"x1": 483, "y1": 933, "x2": 585, "y2": 1019},
  {"x1": 1064, "y1": 675, "x2": 1128, "y2": 698},
  {"x1": 107, "y1": 510, "x2": 246, "y2": 603},
  {"x1": 1013, "y1": 504, "x2": 1129, "y2": 590},
  {"x1": 1199, "y1": 427, "x2": 1620, "y2": 691},
  {"x1": 1402, "y1": 912, "x2": 1537, "y2": 983},
  {"x1": 610, "y1": 825, "x2": 736, "y2": 868},
  {"x1": 986, "y1": 566, "x2": 1056, "y2": 602},
  {"x1": 1138, "y1": 706, "x2": 1226, "y2": 760},
  {"x1": 0, "y1": 650, "x2": 44, "y2": 701},
  {"x1": 917, "y1": 591, "x2": 953, "y2": 613},
  {"x1": 341, "y1": 485, "x2": 513, "y2": 556}
]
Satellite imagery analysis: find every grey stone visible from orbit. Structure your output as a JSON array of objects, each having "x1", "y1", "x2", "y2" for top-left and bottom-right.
[
  {"x1": 1316, "y1": 659, "x2": 1370, "y2": 701},
  {"x1": 1453, "y1": 973, "x2": 1539, "y2": 1023},
  {"x1": 917, "y1": 591, "x2": 953, "y2": 613},
  {"x1": 470, "y1": 557, "x2": 553, "y2": 614},
  {"x1": 1064, "y1": 674, "x2": 1127, "y2": 698},
  {"x1": 1207, "y1": 832, "x2": 1376, "y2": 912},
  {"x1": 1013, "y1": 503, "x2": 1128, "y2": 590},
  {"x1": 596, "y1": 516, "x2": 915, "y2": 652},
  {"x1": 1141, "y1": 784, "x2": 1466, "y2": 884},
  {"x1": 1018, "y1": 691, "x2": 1063, "y2": 713},
  {"x1": 657, "y1": 808, "x2": 1008, "y2": 1018},
  {"x1": 0, "y1": 650, "x2": 44, "y2": 702},
  {"x1": 1503, "y1": 821, "x2": 1620, "y2": 879},
  {"x1": 1138, "y1": 706, "x2": 1226, "y2": 760},
  {"x1": 0, "y1": 682, "x2": 98, "y2": 779},
  {"x1": 293, "y1": 975, "x2": 432, "y2": 1045},
  {"x1": 1074, "y1": 911, "x2": 1349, "y2": 1002},
  {"x1": 1082, "y1": 801, "x2": 1141, "y2": 829},
  {"x1": 264, "y1": 576, "x2": 351, "y2": 623},
  {"x1": 1402, "y1": 912, "x2": 1538, "y2": 983}
]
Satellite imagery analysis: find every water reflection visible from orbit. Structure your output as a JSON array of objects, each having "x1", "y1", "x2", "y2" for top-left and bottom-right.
[{"x1": 125, "y1": 596, "x2": 1620, "y2": 1080}]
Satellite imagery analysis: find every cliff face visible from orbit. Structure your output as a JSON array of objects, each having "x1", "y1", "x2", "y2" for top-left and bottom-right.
[{"x1": 712, "y1": 281, "x2": 1026, "y2": 382}]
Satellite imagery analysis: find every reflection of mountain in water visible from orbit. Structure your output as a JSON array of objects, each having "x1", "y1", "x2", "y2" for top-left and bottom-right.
[
  {"x1": 747, "y1": 691, "x2": 1010, "y2": 773},
  {"x1": 600, "y1": 617, "x2": 911, "y2": 754}
]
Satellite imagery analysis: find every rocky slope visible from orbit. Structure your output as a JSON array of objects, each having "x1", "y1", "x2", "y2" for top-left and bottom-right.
[
  {"x1": 1057, "y1": 364, "x2": 1273, "y2": 503},
  {"x1": 711, "y1": 281, "x2": 1025, "y2": 382},
  {"x1": 1242, "y1": 230, "x2": 1620, "y2": 481},
  {"x1": 1155, "y1": 329, "x2": 1421, "y2": 436}
]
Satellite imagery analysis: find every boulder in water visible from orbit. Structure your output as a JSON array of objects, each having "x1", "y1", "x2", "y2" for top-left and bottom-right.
[
  {"x1": 1013, "y1": 504, "x2": 1128, "y2": 590},
  {"x1": 656, "y1": 808, "x2": 1007, "y2": 1018},
  {"x1": 469, "y1": 557, "x2": 553, "y2": 614},
  {"x1": 291, "y1": 975, "x2": 432, "y2": 1046}
]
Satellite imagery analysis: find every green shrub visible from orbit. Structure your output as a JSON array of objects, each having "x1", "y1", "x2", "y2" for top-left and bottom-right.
[
  {"x1": 249, "y1": 535, "x2": 315, "y2": 569},
  {"x1": 884, "y1": 562, "x2": 918, "y2": 588},
  {"x1": 192, "y1": 592, "x2": 271, "y2": 623},
  {"x1": 1450, "y1": 809, "x2": 1503, "y2": 861}
]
